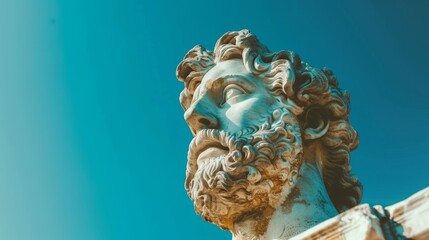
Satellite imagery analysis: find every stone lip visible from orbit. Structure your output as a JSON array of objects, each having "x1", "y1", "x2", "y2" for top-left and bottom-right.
[
  {"x1": 385, "y1": 187, "x2": 429, "y2": 239},
  {"x1": 290, "y1": 187, "x2": 429, "y2": 240}
]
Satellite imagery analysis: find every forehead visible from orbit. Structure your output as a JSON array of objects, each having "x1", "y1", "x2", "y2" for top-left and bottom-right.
[{"x1": 202, "y1": 59, "x2": 251, "y2": 83}]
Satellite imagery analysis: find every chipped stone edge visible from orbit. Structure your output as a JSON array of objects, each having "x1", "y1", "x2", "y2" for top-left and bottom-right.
[{"x1": 289, "y1": 187, "x2": 429, "y2": 240}]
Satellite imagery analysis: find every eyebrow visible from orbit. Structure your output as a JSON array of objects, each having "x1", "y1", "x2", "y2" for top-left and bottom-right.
[{"x1": 207, "y1": 74, "x2": 257, "y2": 91}]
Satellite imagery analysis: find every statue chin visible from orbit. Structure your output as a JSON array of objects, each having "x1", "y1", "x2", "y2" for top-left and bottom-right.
[{"x1": 185, "y1": 107, "x2": 303, "y2": 230}]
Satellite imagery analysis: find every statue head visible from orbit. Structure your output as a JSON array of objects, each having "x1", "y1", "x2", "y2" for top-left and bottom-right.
[{"x1": 176, "y1": 30, "x2": 362, "y2": 233}]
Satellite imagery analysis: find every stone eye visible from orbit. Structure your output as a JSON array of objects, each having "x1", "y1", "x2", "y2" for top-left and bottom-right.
[{"x1": 222, "y1": 85, "x2": 246, "y2": 105}]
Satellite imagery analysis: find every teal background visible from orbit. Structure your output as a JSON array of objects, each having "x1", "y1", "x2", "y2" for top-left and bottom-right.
[{"x1": 1, "y1": 0, "x2": 428, "y2": 239}]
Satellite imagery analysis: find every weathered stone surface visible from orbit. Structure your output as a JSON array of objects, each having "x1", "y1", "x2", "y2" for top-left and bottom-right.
[
  {"x1": 385, "y1": 187, "x2": 429, "y2": 239},
  {"x1": 287, "y1": 188, "x2": 429, "y2": 240},
  {"x1": 290, "y1": 204, "x2": 384, "y2": 240}
]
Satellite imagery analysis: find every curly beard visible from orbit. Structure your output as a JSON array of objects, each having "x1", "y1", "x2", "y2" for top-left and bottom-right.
[{"x1": 185, "y1": 107, "x2": 303, "y2": 230}]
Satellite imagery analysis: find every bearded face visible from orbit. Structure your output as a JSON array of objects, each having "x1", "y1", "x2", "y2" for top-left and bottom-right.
[
  {"x1": 185, "y1": 106, "x2": 303, "y2": 230},
  {"x1": 181, "y1": 58, "x2": 305, "y2": 230},
  {"x1": 179, "y1": 31, "x2": 363, "y2": 233}
]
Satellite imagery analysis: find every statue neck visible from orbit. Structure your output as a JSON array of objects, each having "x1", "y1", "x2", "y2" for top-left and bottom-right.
[{"x1": 231, "y1": 144, "x2": 338, "y2": 240}]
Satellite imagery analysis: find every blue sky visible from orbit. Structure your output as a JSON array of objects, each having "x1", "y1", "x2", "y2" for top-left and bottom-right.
[{"x1": 0, "y1": 0, "x2": 428, "y2": 239}]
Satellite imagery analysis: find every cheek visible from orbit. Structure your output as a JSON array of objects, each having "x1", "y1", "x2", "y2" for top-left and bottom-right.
[{"x1": 224, "y1": 95, "x2": 276, "y2": 131}]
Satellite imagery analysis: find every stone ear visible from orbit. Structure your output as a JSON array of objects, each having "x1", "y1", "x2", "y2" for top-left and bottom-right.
[{"x1": 302, "y1": 106, "x2": 329, "y2": 140}]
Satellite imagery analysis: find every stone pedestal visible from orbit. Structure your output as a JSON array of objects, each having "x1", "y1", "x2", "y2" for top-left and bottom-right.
[{"x1": 291, "y1": 187, "x2": 429, "y2": 240}]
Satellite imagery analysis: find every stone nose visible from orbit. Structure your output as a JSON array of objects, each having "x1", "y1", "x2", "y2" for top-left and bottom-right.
[{"x1": 184, "y1": 98, "x2": 219, "y2": 135}]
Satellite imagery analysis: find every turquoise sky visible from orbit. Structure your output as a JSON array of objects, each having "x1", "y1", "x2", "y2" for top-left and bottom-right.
[{"x1": 1, "y1": 0, "x2": 428, "y2": 239}]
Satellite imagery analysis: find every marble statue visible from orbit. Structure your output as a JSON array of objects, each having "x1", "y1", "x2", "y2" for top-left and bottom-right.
[{"x1": 176, "y1": 30, "x2": 428, "y2": 240}]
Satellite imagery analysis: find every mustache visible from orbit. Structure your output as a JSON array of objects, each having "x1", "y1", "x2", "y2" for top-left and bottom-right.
[{"x1": 185, "y1": 128, "x2": 257, "y2": 193}]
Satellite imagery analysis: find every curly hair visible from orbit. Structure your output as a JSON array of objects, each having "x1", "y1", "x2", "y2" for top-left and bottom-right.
[{"x1": 176, "y1": 29, "x2": 362, "y2": 212}]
